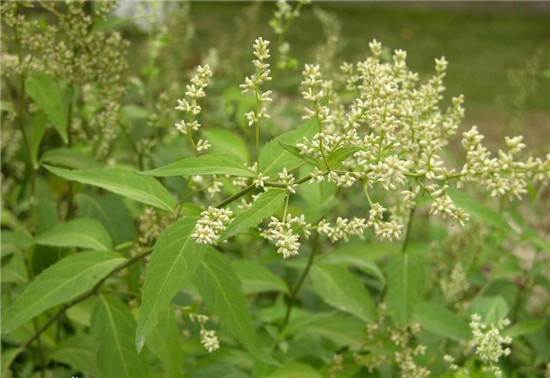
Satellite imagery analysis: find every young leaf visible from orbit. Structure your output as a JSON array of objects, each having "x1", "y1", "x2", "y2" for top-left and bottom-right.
[
  {"x1": 92, "y1": 296, "x2": 150, "y2": 378},
  {"x1": 40, "y1": 147, "x2": 102, "y2": 170},
  {"x1": 448, "y1": 189, "x2": 515, "y2": 233},
  {"x1": 470, "y1": 296, "x2": 509, "y2": 324},
  {"x1": 25, "y1": 73, "x2": 68, "y2": 143},
  {"x1": 2, "y1": 251, "x2": 126, "y2": 333},
  {"x1": 43, "y1": 165, "x2": 175, "y2": 212},
  {"x1": 318, "y1": 249, "x2": 386, "y2": 285},
  {"x1": 310, "y1": 264, "x2": 377, "y2": 323},
  {"x1": 277, "y1": 141, "x2": 319, "y2": 166},
  {"x1": 136, "y1": 217, "x2": 208, "y2": 353},
  {"x1": 327, "y1": 147, "x2": 361, "y2": 169},
  {"x1": 220, "y1": 189, "x2": 287, "y2": 241},
  {"x1": 385, "y1": 253, "x2": 426, "y2": 327},
  {"x1": 232, "y1": 260, "x2": 289, "y2": 294},
  {"x1": 413, "y1": 301, "x2": 470, "y2": 341},
  {"x1": 201, "y1": 128, "x2": 249, "y2": 163},
  {"x1": 140, "y1": 153, "x2": 254, "y2": 178},
  {"x1": 503, "y1": 319, "x2": 546, "y2": 338},
  {"x1": 34, "y1": 218, "x2": 112, "y2": 251},
  {"x1": 259, "y1": 119, "x2": 318, "y2": 177},
  {"x1": 193, "y1": 248, "x2": 280, "y2": 365},
  {"x1": 47, "y1": 334, "x2": 100, "y2": 377}
]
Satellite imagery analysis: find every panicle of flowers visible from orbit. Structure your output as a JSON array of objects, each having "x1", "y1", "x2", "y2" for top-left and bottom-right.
[
  {"x1": 315, "y1": 216, "x2": 368, "y2": 243},
  {"x1": 277, "y1": 168, "x2": 297, "y2": 193},
  {"x1": 459, "y1": 126, "x2": 550, "y2": 200},
  {"x1": 440, "y1": 262, "x2": 471, "y2": 306},
  {"x1": 240, "y1": 37, "x2": 272, "y2": 127},
  {"x1": 191, "y1": 206, "x2": 233, "y2": 245},
  {"x1": 468, "y1": 314, "x2": 512, "y2": 378},
  {"x1": 175, "y1": 64, "x2": 212, "y2": 154},
  {"x1": 269, "y1": 0, "x2": 310, "y2": 69},
  {"x1": 261, "y1": 214, "x2": 311, "y2": 259}
]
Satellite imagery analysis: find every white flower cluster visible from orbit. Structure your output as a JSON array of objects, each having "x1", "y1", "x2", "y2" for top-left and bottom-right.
[
  {"x1": 191, "y1": 206, "x2": 233, "y2": 245},
  {"x1": 189, "y1": 313, "x2": 219, "y2": 353},
  {"x1": 261, "y1": 214, "x2": 311, "y2": 258},
  {"x1": 289, "y1": 38, "x2": 550, "y2": 239},
  {"x1": 468, "y1": 314, "x2": 512, "y2": 378},
  {"x1": 440, "y1": 262, "x2": 470, "y2": 305},
  {"x1": 175, "y1": 65, "x2": 212, "y2": 154},
  {"x1": 240, "y1": 37, "x2": 272, "y2": 127},
  {"x1": 459, "y1": 126, "x2": 550, "y2": 200},
  {"x1": 316, "y1": 216, "x2": 368, "y2": 243}
]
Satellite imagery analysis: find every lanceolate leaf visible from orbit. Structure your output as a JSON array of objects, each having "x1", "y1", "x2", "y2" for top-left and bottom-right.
[
  {"x1": 43, "y1": 165, "x2": 175, "y2": 212},
  {"x1": 327, "y1": 147, "x2": 361, "y2": 169},
  {"x1": 220, "y1": 189, "x2": 287, "y2": 241},
  {"x1": 232, "y1": 260, "x2": 289, "y2": 294},
  {"x1": 310, "y1": 264, "x2": 376, "y2": 322},
  {"x1": 385, "y1": 253, "x2": 426, "y2": 327},
  {"x1": 136, "y1": 217, "x2": 208, "y2": 352},
  {"x1": 2, "y1": 252, "x2": 126, "y2": 333},
  {"x1": 40, "y1": 147, "x2": 102, "y2": 170},
  {"x1": 413, "y1": 301, "x2": 470, "y2": 341},
  {"x1": 47, "y1": 334, "x2": 100, "y2": 377},
  {"x1": 31, "y1": 112, "x2": 48, "y2": 169},
  {"x1": 201, "y1": 128, "x2": 249, "y2": 163},
  {"x1": 260, "y1": 119, "x2": 318, "y2": 177},
  {"x1": 92, "y1": 296, "x2": 149, "y2": 378},
  {"x1": 25, "y1": 73, "x2": 68, "y2": 143},
  {"x1": 34, "y1": 218, "x2": 112, "y2": 251},
  {"x1": 193, "y1": 248, "x2": 280, "y2": 365},
  {"x1": 503, "y1": 319, "x2": 546, "y2": 338},
  {"x1": 140, "y1": 153, "x2": 254, "y2": 178}
]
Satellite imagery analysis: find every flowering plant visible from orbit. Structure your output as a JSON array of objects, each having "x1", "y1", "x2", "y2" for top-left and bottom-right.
[{"x1": 1, "y1": 2, "x2": 549, "y2": 377}]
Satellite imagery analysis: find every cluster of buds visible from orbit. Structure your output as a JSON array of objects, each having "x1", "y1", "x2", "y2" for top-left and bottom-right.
[
  {"x1": 240, "y1": 37, "x2": 272, "y2": 128},
  {"x1": 261, "y1": 214, "x2": 311, "y2": 258},
  {"x1": 191, "y1": 206, "x2": 233, "y2": 245},
  {"x1": 175, "y1": 65, "x2": 212, "y2": 154},
  {"x1": 468, "y1": 314, "x2": 512, "y2": 378},
  {"x1": 189, "y1": 313, "x2": 219, "y2": 353}
]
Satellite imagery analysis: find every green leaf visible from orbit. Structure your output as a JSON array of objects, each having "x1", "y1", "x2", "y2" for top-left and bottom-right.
[
  {"x1": 2, "y1": 251, "x2": 126, "y2": 333},
  {"x1": 310, "y1": 264, "x2": 376, "y2": 322},
  {"x1": 40, "y1": 147, "x2": 102, "y2": 170},
  {"x1": 503, "y1": 319, "x2": 546, "y2": 338},
  {"x1": 448, "y1": 189, "x2": 515, "y2": 233},
  {"x1": 265, "y1": 363, "x2": 323, "y2": 378},
  {"x1": 318, "y1": 248, "x2": 386, "y2": 285},
  {"x1": 31, "y1": 112, "x2": 48, "y2": 169},
  {"x1": 34, "y1": 218, "x2": 112, "y2": 251},
  {"x1": 146, "y1": 309, "x2": 185, "y2": 378},
  {"x1": 470, "y1": 296, "x2": 509, "y2": 324},
  {"x1": 76, "y1": 193, "x2": 136, "y2": 246},
  {"x1": 385, "y1": 253, "x2": 426, "y2": 327},
  {"x1": 220, "y1": 189, "x2": 286, "y2": 241},
  {"x1": 193, "y1": 248, "x2": 280, "y2": 365},
  {"x1": 47, "y1": 334, "x2": 100, "y2": 377},
  {"x1": 327, "y1": 147, "x2": 361, "y2": 169},
  {"x1": 25, "y1": 74, "x2": 67, "y2": 143},
  {"x1": 1, "y1": 348, "x2": 23, "y2": 378},
  {"x1": 201, "y1": 128, "x2": 249, "y2": 163},
  {"x1": 413, "y1": 302, "x2": 470, "y2": 341},
  {"x1": 259, "y1": 119, "x2": 318, "y2": 177},
  {"x1": 277, "y1": 141, "x2": 319, "y2": 166},
  {"x1": 43, "y1": 165, "x2": 175, "y2": 212},
  {"x1": 297, "y1": 312, "x2": 365, "y2": 347},
  {"x1": 92, "y1": 296, "x2": 149, "y2": 378},
  {"x1": 232, "y1": 260, "x2": 288, "y2": 294},
  {"x1": 140, "y1": 153, "x2": 254, "y2": 178},
  {"x1": 136, "y1": 217, "x2": 207, "y2": 353}
]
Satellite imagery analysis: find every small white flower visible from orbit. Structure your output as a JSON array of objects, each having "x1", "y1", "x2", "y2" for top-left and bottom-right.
[{"x1": 200, "y1": 329, "x2": 219, "y2": 353}]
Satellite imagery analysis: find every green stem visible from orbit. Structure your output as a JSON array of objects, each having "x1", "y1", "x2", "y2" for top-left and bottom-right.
[
  {"x1": 401, "y1": 204, "x2": 416, "y2": 254},
  {"x1": 280, "y1": 232, "x2": 320, "y2": 333}
]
